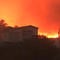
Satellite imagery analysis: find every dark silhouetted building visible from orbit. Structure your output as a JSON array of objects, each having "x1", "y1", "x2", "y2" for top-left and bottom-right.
[{"x1": 0, "y1": 25, "x2": 38, "y2": 42}]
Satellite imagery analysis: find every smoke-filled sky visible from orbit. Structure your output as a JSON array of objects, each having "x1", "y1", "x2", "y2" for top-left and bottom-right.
[{"x1": 0, "y1": 0, "x2": 60, "y2": 38}]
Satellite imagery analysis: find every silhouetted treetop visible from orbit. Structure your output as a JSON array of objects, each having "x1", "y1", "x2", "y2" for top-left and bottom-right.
[
  {"x1": 0, "y1": 19, "x2": 8, "y2": 27},
  {"x1": 14, "y1": 25, "x2": 19, "y2": 28}
]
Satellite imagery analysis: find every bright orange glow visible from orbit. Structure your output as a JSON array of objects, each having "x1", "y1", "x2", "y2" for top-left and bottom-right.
[
  {"x1": 38, "y1": 32, "x2": 58, "y2": 38},
  {"x1": 0, "y1": 0, "x2": 60, "y2": 38},
  {"x1": 47, "y1": 34, "x2": 58, "y2": 38}
]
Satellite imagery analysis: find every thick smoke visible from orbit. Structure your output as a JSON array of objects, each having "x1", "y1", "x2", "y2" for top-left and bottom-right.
[
  {"x1": 0, "y1": 0, "x2": 60, "y2": 36},
  {"x1": 22, "y1": 0, "x2": 60, "y2": 34}
]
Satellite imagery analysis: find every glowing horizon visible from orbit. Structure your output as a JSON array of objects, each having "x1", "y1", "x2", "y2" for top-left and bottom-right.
[
  {"x1": 38, "y1": 32, "x2": 58, "y2": 38},
  {"x1": 0, "y1": 0, "x2": 60, "y2": 38}
]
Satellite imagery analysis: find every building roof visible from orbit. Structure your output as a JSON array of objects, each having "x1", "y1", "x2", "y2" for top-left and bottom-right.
[
  {"x1": 20, "y1": 25, "x2": 38, "y2": 29},
  {"x1": 0, "y1": 25, "x2": 38, "y2": 32}
]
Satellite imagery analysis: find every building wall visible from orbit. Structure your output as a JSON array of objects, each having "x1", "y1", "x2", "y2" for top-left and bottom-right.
[
  {"x1": 13, "y1": 29, "x2": 23, "y2": 42},
  {"x1": 7, "y1": 28, "x2": 23, "y2": 42},
  {"x1": 21, "y1": 26, "x2": 38, "y2": 40},
  {"x1": 0, "y1": 25, "x2": 38, "y2": 42}
]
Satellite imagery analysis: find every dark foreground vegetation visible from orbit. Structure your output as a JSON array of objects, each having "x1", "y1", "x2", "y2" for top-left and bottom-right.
[{"x1": 0, "y1": 37, "x2": 59, "y2": 60}]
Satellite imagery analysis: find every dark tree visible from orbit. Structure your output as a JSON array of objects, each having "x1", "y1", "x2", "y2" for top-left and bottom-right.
[{"x1": 0, "y1": 19, "x2": 8, "y2": 28}]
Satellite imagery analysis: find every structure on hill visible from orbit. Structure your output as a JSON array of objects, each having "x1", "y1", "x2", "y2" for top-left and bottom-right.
[{"x1": 0, "y1": 25, "x2": 38, "y2": 42}]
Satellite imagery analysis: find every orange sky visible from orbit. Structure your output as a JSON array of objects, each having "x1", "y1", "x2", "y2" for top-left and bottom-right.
[{"x1": 0, "y1": 0, "x2": 60, "y2": 38}]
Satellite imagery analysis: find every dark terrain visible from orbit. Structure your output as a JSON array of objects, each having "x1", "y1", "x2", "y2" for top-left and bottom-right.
[
  {"x1": 0, "y1": 19, "x2": 59, "y2": 60},
  {"x1": 0, "y1": 37, "x2": 59, "y2": 60}
]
